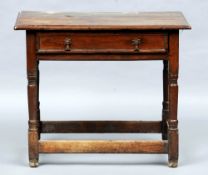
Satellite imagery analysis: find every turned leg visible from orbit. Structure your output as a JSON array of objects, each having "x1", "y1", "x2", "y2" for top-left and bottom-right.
[
  {"x1": 27, "y1": 31, "x2": 39, "y2": 167},
  {"x1": 167, "y1": 31, "x2": 179, "y2": 168},
  {"x1": 162, "y1": 60, "x2": 169, "y2": 140}
]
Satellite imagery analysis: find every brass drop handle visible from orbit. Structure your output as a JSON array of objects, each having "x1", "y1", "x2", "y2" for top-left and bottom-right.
[
  {"x1": 132, "y1": 38, "x2": 141, "y2": 52},
  {"x1": 64, "y1": 38, "x2": 71, "y2": 51}
]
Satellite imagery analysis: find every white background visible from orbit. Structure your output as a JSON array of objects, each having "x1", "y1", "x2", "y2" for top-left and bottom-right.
[{"x1": 0, "y1": 0, "x2": 208, "y2": 174}]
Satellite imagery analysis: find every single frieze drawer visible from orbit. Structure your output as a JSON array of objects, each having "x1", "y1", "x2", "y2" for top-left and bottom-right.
[{"x1": 37, "y1": 32, "x2": 168, "y2": 54}]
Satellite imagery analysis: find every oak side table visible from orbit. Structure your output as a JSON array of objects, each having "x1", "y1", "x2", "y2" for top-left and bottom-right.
[{"x1": 14, "y1": 11, "x2": 191, "y2": 167}]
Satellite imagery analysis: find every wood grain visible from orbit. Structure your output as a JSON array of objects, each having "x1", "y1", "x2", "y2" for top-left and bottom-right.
[
  {"x1": 14, "y1": 11, "x2": 191, "y2": 30},
  {"x1": 39, "y1": 140, "x2": 168, "y2": 153},
  {"x1": 26, "y1": 31, "x2": 39, "y2": 166},
  {"x1": 167, "y1": 31, "x2": 179, "y2": 167},
  {"x1": 37, "y1": 31, "x2": 168, "y2": 53}
]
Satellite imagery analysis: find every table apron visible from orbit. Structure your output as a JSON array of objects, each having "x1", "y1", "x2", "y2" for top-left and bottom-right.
[{"x1": 36, "y1": 53, "x2": 168, "y2": 61}]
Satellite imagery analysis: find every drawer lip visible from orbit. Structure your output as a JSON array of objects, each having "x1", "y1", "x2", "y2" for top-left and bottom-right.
[
  {"x1": 36, "y1": 32, "x2": 168, "y2": 54},
  {"x1": 37, "y1": 48, "x2": 167, "y2": 54},
  {"x1": 37, "y1": 53, "x2": 168, "y2": 61}
]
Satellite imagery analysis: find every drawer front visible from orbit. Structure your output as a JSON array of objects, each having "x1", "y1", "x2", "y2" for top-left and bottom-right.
[{"x1": 37, "y1": 32, "x2": 168, "y2": 54}]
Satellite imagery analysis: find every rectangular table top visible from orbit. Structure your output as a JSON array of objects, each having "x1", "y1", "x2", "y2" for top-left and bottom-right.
[{"x1": 14, "y1": 11, "x2": 191, "y2": 31}]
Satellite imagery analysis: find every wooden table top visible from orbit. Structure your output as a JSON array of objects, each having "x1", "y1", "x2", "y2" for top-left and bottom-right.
[{"x1": 14, "y1": 11, "x2": 191, "y2": 30}]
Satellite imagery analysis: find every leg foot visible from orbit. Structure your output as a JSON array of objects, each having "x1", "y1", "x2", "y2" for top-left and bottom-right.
[
  {"x1": 168, "y1": 160, "x2": 178, "y2": 168},
  {"x1": 167, "y1": 120, "x2": 179, "y2": 168},
  {"x1": 29, "y1": 159, "x2": 39, "y2": 168},
  {"x1": 28, "y1": 130, "x2": 39, "y2": 167}
]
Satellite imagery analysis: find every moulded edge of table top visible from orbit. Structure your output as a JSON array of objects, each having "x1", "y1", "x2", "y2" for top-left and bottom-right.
[{"x1": 14, "y1": 11, "x2": 191, "y2": 31}]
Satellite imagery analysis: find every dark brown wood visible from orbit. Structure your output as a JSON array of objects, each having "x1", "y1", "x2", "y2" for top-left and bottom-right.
[
  {"x1": 39, "y1": 140, "x2": 168, "y2": 154},
  {"x1": 37, "y1": 61, "x2": 41, "y2": 140},
  {"x1": 37, "y1": 31, "x2": 168, "y2": 53},
  {"x1": 14, "y1": 11, "x2": 191, "y2": 167},
  {"x1": 162, "y1": 60, "x2": 169, "y2": 140},
  {"x1": 14, "y1": 11, "x2": 191, "y2": 30},
  {"x1": 167, "y1": 31, "x2": 179, "y2": 168},
  {"x1": 26, "y1": 31, "x2": 40, "y2": 167},
  {"x1": 37, "y1": 53, "x2": 168, "y2": 61},
  {"x1": 36, "y1": 31, "x2": 168, "y2": 61},
  {"x1": 40, "y1": 121, "x2": 162, "y2": 133}
]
